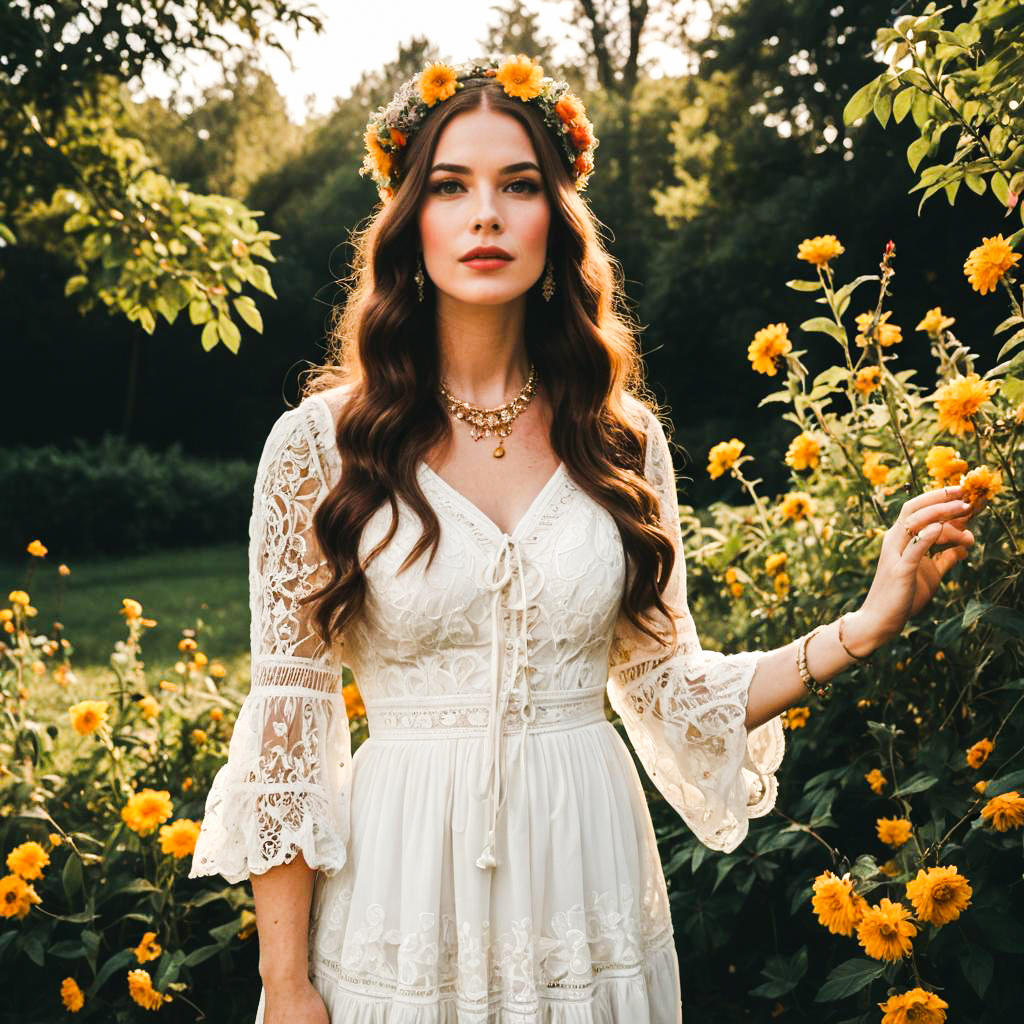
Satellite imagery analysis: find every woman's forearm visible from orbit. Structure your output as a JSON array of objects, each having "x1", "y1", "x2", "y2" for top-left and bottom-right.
[
  {"x1": 744, "y1": 608, "x2": 886, "y2": 730},
  {"x1": 251, "y1": 852, "x2": 317, "y2": 991}
]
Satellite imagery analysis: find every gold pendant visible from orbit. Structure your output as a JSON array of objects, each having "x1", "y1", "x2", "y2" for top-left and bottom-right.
[{"x1": 493, "y1": 444, "x2": 505, "y2": 458}]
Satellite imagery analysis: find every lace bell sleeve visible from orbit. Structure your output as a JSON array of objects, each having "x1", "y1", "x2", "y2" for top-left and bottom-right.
[
  {"x1": 606, "y1": 409, "x2": 785, "y2": 853},
  {"x1": 189, "y1": 400, "x2": 351, "y2": 884}
]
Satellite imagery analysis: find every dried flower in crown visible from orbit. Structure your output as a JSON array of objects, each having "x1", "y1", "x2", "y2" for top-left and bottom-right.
[{"x1": 359, "y1": 54, "x2": 599, "y2": 202}]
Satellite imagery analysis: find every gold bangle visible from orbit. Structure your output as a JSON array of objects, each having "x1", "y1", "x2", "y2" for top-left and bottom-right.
[{"x1": 838, "y1": 613, "x2": 870, "y2": 662}]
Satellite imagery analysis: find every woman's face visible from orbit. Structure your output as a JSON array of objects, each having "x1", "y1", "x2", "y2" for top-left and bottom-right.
[{"x1": 417, "y1": 104, "x2": 551, "y2": 307}]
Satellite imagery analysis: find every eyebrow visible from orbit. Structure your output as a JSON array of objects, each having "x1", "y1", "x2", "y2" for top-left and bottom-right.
[{"x1": 429, "y1": 161, "x2": 541, "y2": 175}]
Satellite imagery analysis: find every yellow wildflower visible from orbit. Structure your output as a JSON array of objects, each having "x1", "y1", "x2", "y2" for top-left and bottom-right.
[
  {"x1": 0, "y1": 873, "x2": 42, "y2": 919},
  {"x1": 925, "y1": 445, "x2": 968, "y2": 487},
  {"x1": 8, "y1": 590, "x2": 30, "y2": 606},
  {"x1": 933, "y1": 374, "x2": 998, "y2": 436},
  {"x1": 58, "y1": 564, "x2": 71, "y2": 576},
  {"x1": 238, "y1": 908, "x2": 258, "y2": 941},
  {"x1": 879, "y1": 987, "x2": 948, "y2": 1024},
  {"x1": 728, "y1": 581, "x2": 743, "y2": 597},
  {"x1": 905, "y1": 865, "x2": 972, "y2": 926},
  {"x1": 779, "y1": 492, "x2": 814, "y2": 522},
  {"x1": 773, "y1": 572, "x2": 790, "y2": 598},
  {"x1": 193, "y1": 651, "x2": 208, "y2": 668},
  {"x1": 916, "y1": 307, "x2": 955, "y2": 333},
  {"x1": 191, "y1": 728, "x2": 207, "y2": 745},
  {"x1": 856, "y1": 897, "x2": 916, "y2": 961},
  {"x1": 121, "y1": 790, "x2": 174, "y2": 837},
  {"x1": 343, "y1": 682, "x2": 365, "y2": 720},
  {"x1": 555, "y1": 93, "x2": 586, "y2": 126},
  {"x1": 854, "y1": 310, "x2": 902, "y2": 347},
  {"x1": 26, "y1": 539, "x2": 47, "y2": 557},
  {"x1": 964, "y1": 233, "x2": 1021, "y2": 294},
  {"x1": 764, "y1": 553, "x2": 787, "y2": 574},
  {"x1": 797, "y1": 234, "x2": 845, "y2": 267},
  {"x1": 60, "y1": 976, "x2": 84, "y2": 1013},
  {"x1": 961, "y1": 465, "x2": 1003, "y2": 509},
  {"x1": 724, "y1": 568, "x2": 739, "y2": 584},
  {"x1": 974, "y1": 780, "x2": 988, "y2": 795},
  {"x1": 127, "y1": 969, "x2": 172, "y2": 1011},
  {"x1": 134, "y1": 931, "x2": 162, "y2": 964},
  {"x1": 178, "y1": 637, "x2": 197, "y2": 653},
  {"x1": 6, "y1": 840, "x2": 49, "y2": 880},
  {"x1": 865, "y1": 769, "x2": 887, "y2": 795},
  {"x1": 747, "y1": 323, "x2": 792, "y2": 375},
  {"x1": 363, "y1": 125, "x2": 393, "y2": 180},
  {"x1": 853, "y1": 366, "x2": 882, "y2": 394},
  {"x1": 68, "y1": 700, "x2": 109, "y2": 737},
  {"x1": 210, "y1": 707, "x2": 224, "y2": 721},
  {"x1": 496, "y1": 54, "x2": 543, "y2": 101},
  {"x1": 120, "y1": 598, "x2": 143, "y2": 621},
  {"x1": 811, "y1": 870, "x2": 867, "y2": 936},
  {"x1": 137, "y1": 695, "x2": 161, "y2": 720},
  {"x1": 966, "y1": 737, "x2": 993, "y2": 770},
  {"x1": 879, "y1": 859, "x2": 902, "y2": 878},
  {"x1": 876, "y1": 817, "x2": 913, "y2": 847},
  {"x1": 159, "y1": 819, "x2": 201, "y2": 860},
  {"x1": 418, "y1": 61, "x2": 458, "y2": 106},
  {"x1": 707, "y1": 438, "x2": 745, "y2": 479},
  {"x1": 980, "y1": 790, "x2": 1024, "y2": 831},
  {"x1": 209, "y1": 662, "x2": 227, "y2": 678},
  {"x1": 48, "y1": 833, "x2": 63, "y2": 847},
  {"x1": 785, "y1": 432, "x2": 821, "y2": 471},
  {"x1": 160, "y1": 680, "x2": 178, "y2": 692},
  {"x1": 1016, "y1": 400, "x2": 1024, "y2": 425},
  {"x1": 862, "y1": 451, "x2": 891, "y2": 486},
  {"x1": 785, "y1": 706, "x2": 810, "y2": 729}
]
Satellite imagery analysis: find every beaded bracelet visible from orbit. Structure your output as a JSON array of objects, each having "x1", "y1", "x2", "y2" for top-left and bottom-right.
[{"x1": 797, "y1": 625, "x2": 832, "y2": 699}]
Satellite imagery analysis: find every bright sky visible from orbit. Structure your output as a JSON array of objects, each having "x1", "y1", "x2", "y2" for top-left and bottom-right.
[{"x1": 139, "y1": 0, "x2": 703, "y2": 122}]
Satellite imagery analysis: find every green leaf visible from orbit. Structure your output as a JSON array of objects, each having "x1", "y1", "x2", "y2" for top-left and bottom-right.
[
  {"x1": 960, "y1": 945, "x2": 993, "y2": 1000},
  {"x1": 138, "y1": 307, "x2": 156, "y2": 335},
  {"x1": 247, "y1": 264, "x2": 277, "y2": 298},
  {"x1": 233, "y1": 295, "x2": 263, "y2": 332},
  {"x1": 0, "y1": 222, "x2": 16, "y2": 245},
  {"x1": 189, "y1": 299, "x2": 212, "y2": 325},
  {"x1": 964, "y1": 173, "x2": 986, "y2": 195},
  {"x1": 18, "y1": 935, "x2": 45, "y2": 967},
  {"x1": 749, "y1": 947, "x2": 809, "y2": 998},
  {"x1": 992, "y1": 173, "x2": 1010, "y2": 206},
  {"x1": 892, "y1": 87, "x2": 913, "y2": 124},
  {"x1": 87, "y1": 949, "x2": 136, "y2": 996},
  {"x1": 800, "y1": 317, "x2": 845, "y2": 343},
  {"x1": 872, "y1": 87, "x2": 893, "y2": 129},
  {"x1": 832, "y1": 275, "x2": 878, "y2": 308},
  {"x1": 844, "y1": 78, "x2": 880, "y2": 125},
  {"x1": 892, "y1": 773, "x2": 938, "y2": 797},
  {"x1": 62, "y1": 853, "x2": 83, "y2": 901},
  {"x1": 201, "y1": 319, "x2": 220, "y2": 352},
  {"x1": 218, "y1": 314, "x2": 242, "y2": 354},
  {"x1": 153, "y1": 949, "x2": 186, "y2": 990},
  {"x1": 786, "y1": 279, "x2": 822, "y2": 291},
  {"x1": 47, "y1": 940, "x2": 85, "y2": 959},
  {"x1": 907, "y1": 137, "x2": 930, "y2": 172},
  {"x1": 985, "y1": 768, "x2": 1024, "y2": 798},
  {"x1": 183, "y1": 943, "x2": 224, "y2": 967},
  {"x1": 815, "y1": 958, "x2": 886, "y2": 1001},
  {"x1": 997, "y1": 327, "x2": 1024, "y2": 362}
]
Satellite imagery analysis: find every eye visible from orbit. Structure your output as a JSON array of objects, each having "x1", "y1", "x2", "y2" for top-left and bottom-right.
[
  {"x1": 429, "y1": 179, "x2": 464, "y2": 195},
  {"x1": 507, "y1": 178, "x2": 541, "y2": 194}
]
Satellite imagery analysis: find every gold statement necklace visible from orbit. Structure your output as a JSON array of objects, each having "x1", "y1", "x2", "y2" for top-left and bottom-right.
[{"x1": 438, "y1": 364, "x2": 538, "y2": 458}]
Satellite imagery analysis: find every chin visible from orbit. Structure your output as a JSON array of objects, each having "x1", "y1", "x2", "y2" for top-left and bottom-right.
[{"x1": 441, "y1": 283, "x2": 533, "y2": 306}]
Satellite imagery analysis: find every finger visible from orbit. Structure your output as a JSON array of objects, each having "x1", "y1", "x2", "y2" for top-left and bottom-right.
[
  {"x1": 897, "y1": 484, "x2": 965, "y2": 522},
  {"x1": 900, "y1": 521, "x2": 945, "y2": 562},
  {"x1": 931, "y1": 544, "x2": 970, "y2": 576},
  {"x1": 905, "y1": 498, "x2": 973, "y2": 535}
]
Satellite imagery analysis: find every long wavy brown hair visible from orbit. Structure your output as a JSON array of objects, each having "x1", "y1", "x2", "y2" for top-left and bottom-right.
[{"x1": 301, "y1": 76, "x2": 682, "y2": 653}]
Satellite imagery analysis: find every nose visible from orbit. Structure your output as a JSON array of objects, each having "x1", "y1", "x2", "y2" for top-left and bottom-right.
[{"x1": 472, "y1": 188, "x2": 502, "y2": 233}]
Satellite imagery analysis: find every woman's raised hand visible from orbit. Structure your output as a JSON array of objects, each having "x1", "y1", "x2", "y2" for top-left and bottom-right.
[
  {"x1": 263, "y1": 978, "x2": 329, "y2": 1024},
  {"x1": 856, "y1": 482, "x2": 977, "y2": 646}
]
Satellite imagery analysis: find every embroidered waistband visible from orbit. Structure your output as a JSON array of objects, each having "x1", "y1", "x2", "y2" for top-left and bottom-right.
[{"x1": 365, "y1": 684, "x2": 608, "y2": 740}]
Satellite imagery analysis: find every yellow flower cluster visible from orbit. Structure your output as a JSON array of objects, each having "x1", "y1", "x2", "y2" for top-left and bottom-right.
[
  {"x1": 933, "y1": 373, "x2": 998, "y2": 436},
  {"x1": 707, "y1": 438, "x2": 745, "y2": 479},
  {"x1": 159, "y1": 819, "x2": 201, "y2": 859},
  {"x1": 747, "y1": 323, "x2": 792, "y2": 375},
  {"x1": 7, "y1": 840, "x2": 49, "y2": 880},
  {"x1": 811, "y1": 870, "x2": 867, "y2": 936},
  {"x1": 925, "y1": 445, "x2": 968, "y2": 487},
  {"x1": 916, "y1": 307, "x2": 955, "y2": 334},
  {"x1": 862, "y1": 451, "x2": 890, "y2": 486},
  {"x1": 134, "y1": 931, "x2": 162, "y2": 964},
  {"x1": 785, "y1": 432, "x2": 821, "y2": 471},
  {"x1": 864, "y1": 768, "x2": 887, "y2": 794},
  {"x1": 26, "y1": 539, "x2": 47, "y2": 557},
  {"x1": 60, "y1": 977, "x2": 84, "y2": 1013},
  {"x1": 854, "y1": 310, "x2": 902, "y2": 347},
  {"x1": 121, "y1": 789, "x2": 174, "y2": 837},
  {"x1": 0, "y1": 873, "x2": 42, "y2": 919},
  {"x1": 980, "y1": 790, "x2": 1024, "y2": 831},
  {"x1": 797, "y1": 235, "x2": 845, "y2": 267},
  {"x1": 68, "y1": 699, "x2": 109, "y2": 736},
  {"x1": 853, "y1": 365, "x2": 882, "y2": 394},
  {"x1": 856, "y1": 896, "x2": 917, "y2": 961},
  {"x1": 779, "y1": 492, "x2": 814, "y2": 522},
  {"x1": 963, "y1": 233, "x2": 1021, "y2": 294},
  {"x1": 961, "y1": 465, "x2": 1003, "y2": 509},
  {"x1": 879, "y1": 987, "x2": 948, "y2": 1024},
  {"x1": 127, "y1": 968, "x2": 172, "y2": 1011},
  {"x1": 905, "y1": 865, "x2": 972, "y2": 926},
  {"x1": 876, "y1": 816, "x2": 913, "y2": 847},
  {"x1": 784, "y1": 706, "x2": 810, "y2": 729},
  {"x1": 344, "y1": 682, "x2": 366, "y2": 720},
  {"x1": 966, "y1": 737, "x2": 993, "y2": 769}
]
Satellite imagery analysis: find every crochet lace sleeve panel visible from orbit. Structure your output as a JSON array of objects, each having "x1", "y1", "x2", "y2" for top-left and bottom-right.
[
  {"x1": 189, "y1": 399, "x2": 351, "y2": 884},
  {"x1": 606, "y1": 409, "x2": 785, "y2": 853}
]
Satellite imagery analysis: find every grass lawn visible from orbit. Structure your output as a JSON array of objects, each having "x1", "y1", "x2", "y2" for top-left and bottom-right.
[{"x1": 2, "y1": 543, "x2": 249, "y2": 669}]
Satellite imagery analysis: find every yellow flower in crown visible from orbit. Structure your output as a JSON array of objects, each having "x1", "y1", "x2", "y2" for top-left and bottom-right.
[
  {"x1": 360, "y1": 54, "x2": 599, "y2": 199},
  {"x1": 419, "y1": 62, "x2": 458, "y2": 106},
  {"x1": 495, "y1": 54, "x2": 544, "y2": 100}
]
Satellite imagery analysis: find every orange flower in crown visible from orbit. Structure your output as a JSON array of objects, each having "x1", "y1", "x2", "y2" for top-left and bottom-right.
[{"x1": 359, "y1": 54, "x2": 599, "y2": 199}]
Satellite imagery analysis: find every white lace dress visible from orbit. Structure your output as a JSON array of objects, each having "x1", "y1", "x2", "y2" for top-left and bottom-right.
[{"x1": 189, "y1": 387, "x2": 785, "y2": 1023}]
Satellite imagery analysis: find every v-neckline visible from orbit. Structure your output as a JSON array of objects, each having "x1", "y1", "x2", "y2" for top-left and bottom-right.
[{"x1": 419, "y1": 459, "x2": 566, "y2": 542}]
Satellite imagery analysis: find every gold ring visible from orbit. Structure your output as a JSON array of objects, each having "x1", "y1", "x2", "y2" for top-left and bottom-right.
[{"x1": 904, "y1": 525, "x2": 917, "y2": 540}]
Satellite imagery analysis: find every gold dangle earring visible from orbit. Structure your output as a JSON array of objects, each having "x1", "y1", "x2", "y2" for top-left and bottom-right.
[
  {"x1": 541, "y1": 256, "x2": 555, "y2": 302},
  {"x1": 415, "y1": 253, "x2": 425, "y2": 302}
]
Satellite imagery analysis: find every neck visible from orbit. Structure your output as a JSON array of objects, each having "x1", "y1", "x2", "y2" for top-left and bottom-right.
[{"x1": 435, "y1": 291, "x2": 531, "y2": 406}]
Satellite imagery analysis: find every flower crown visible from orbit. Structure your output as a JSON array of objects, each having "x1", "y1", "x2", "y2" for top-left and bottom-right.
[{"x1": 360, "y1": 54, "x2": 599, "y2": 202}]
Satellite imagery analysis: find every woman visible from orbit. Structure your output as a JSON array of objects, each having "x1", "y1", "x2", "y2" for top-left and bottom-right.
[{"x1": 188, "y1": 55, "x2": 976, "y2": 1023}]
